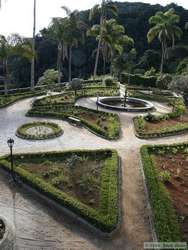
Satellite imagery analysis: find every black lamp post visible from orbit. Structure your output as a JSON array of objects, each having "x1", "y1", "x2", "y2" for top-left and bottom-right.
[
  {"x1": 97, "y1": 94, "x2": 99, "y2": 111},
  {"x1": 7, "y1": 138, "x2": 15, "y2": 181}
]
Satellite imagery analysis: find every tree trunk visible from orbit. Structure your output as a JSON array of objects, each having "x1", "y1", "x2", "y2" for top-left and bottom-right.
[
  {"x1": 57, "y1": 42, "x2": 62, "y2": 84},
  {"x1": 68, "y1": 46, "x2": 72, "y2": 83},
  {"x1": 31, "y1": 0, "x2": 36, "y2": 89},
  {"x1": 4, "y1": 59, "x2": 8, "y2": 95},
  {"x1": 103, "y1": 54, "x2": 106, "y2": 75},
  {"x1": 160, "y1": 42, "x2": 165, "y2": 74}
]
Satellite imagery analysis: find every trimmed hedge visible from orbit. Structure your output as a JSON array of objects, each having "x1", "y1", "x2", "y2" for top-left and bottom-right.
[
  {"x1": 16, "y1": 121, "x2": 63, "y2": 140},
  {"x1": 134, "y1": 98, "x2": 187, "y2": 139},
  {"x1": 0, "y1": 91, "x2": 45, "y2": 108},
  {"x1": 27, "y1": 106, "x2": 120, "y2": 140},
  {"x1": 141, "y1": 145, "x2": 181, "y2": 241},
  {"x1": 0, "y1": 149, "x2": 120, "y2": 233},
  {"x1": 120, "y1": 73, "x2": 157, "y2": 87}
]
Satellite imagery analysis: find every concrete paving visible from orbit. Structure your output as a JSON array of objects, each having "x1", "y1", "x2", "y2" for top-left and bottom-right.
[{"x1": 0, "y1": 96, "x2": 187, "y2": 250}]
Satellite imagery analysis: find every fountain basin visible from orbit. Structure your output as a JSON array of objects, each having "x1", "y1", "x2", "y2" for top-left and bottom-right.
[{"x1": 97, "y1": 96, "x2": 154, "y2": 112}]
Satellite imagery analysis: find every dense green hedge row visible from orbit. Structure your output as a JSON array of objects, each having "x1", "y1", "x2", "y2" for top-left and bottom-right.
[
  {"x1": 134, "y1": 98, "x2": 187, "y2": 138},
  {"x1": 140, "y1": 145, "x2": 181, "y2": 241},
  {"x1": 130, "y1": 90, "x2": 174, "y2": 103},
  {"x1": 0, "y1": 91, "x2": 45, "y2": 108},
  {"x1": 27, "y1": 106, "x2": 120, "y2": 140},
  {"x1": 0, "y1": 149, "x2": 120, "y2": 233},
  {"x1": 16, "y1": 121, "x2": 63, "y2": 140},
  {"x1": 120, "y1": 73, "x2": 157, "y2": 87}
]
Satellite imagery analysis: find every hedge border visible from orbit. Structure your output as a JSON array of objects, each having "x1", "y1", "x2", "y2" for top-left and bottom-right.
[
  {"x1": 140, "y1": 145, "x2": 181, "y2": 242},
  {"x1": 16, "y1": 121, "x2": 63, "y2": 140},
  {"x1": 134, "y1": 98, "x2": 187, "y2": 139},
  {"x1": 27, "y1": 105, "x2": 121, "y2": 140},
  {"x1": 0, "y1": 149, "x2": 121, "y2": 234},
  {"x1": 0, "y1": 91, "x2": 45, "y2": 109}
]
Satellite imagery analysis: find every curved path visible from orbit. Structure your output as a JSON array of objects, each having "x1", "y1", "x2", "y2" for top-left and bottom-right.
[{"x1": 0, "y1": 96, "x2": 187, "y2": 250}]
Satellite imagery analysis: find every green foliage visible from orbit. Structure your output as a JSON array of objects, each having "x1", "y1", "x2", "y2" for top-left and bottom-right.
[
  {"x1": 156, "y1": 74, "x2": 172, "y2": 90},
  {"x1": 141, "y1": 146, "x2": 181, "y2": 241},
  {"x1": 103, "y1": 76, "x2": 115, "y2": 87},
  {"x1": 120, "y1": 73, "x2": 157, "y2": 87},
  {"x1": 71, "y1": 78, "x2": 83, "y2": 94},
  {"x1": 158, "y1": 170, "x2": 171, "y2": 183},
  {"x1": 144, "y1": 67, "x2": 156, "y2": 77},
  {"x1": 37, "y1": 69, "x2": 58, "y2": 86},
  {"x1": 134, "y1": 98, "x2": 186, "y2": 138},
  {"x1": 0, "y1": 149, "x2": 120, "y2": 233},
  {"x1": 16, "y1": 121, "x2": 63, "y2": 140},
  {"x1": 176, "y1": 57, "x2": 188, "y2": 75}
]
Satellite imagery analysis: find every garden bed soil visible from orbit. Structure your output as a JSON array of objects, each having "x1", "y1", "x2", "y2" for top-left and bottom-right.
[
  {"x1": 145, "y1": 109, "x2": 188, "y2": 132},
  {"x1": 16, "y1": 157, "x2": 105, "y2": 209},
  {"x1": 153, "y1": 153, "x2": 188, "y2": 242}
]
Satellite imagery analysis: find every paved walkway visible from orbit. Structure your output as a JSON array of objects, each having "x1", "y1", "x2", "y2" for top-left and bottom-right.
[{"x1": 0, "y1": 96, "x2": 187, "y2": 250}]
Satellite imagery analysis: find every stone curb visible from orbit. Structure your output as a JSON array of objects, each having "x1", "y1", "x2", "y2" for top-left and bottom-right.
[{"x1": 0, "y1": 216, "x2": 15, "y2": 250}]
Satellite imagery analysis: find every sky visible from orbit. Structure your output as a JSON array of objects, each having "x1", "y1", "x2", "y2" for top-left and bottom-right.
[{"x1": 0, "y1": 0, "x2": 187, "y2": 37}]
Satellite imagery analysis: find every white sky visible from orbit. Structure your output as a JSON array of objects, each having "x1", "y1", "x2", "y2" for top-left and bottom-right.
[{"x1": 0, "y1": 0, "x2": 187, "y2": 37}]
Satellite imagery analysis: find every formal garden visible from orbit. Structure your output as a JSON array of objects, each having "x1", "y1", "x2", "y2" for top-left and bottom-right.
[{"x1": 0, "y1": 0, "x2": 188, "y2": 249}]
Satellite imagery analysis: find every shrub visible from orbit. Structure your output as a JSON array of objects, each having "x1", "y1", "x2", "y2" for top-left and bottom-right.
[
  {"x1": 176, "y1": 57, "x2": 188, "y2": 75},
  {"x1": 144, "y1": 67, "x2": 157, "y2": 77},
  {"x1": 103, "y1": 76, "x2": 116, "y2": 87},
  {"x1": 71, "y1": 78, "x2": 83, "y2": 95},
  {"x1": 156, "y1": 74, "x2": 172, "y2": 90},
  {"x1": 158, "y1": 170, "x2": 171, "y2": 183},
  {"x1": 37, "y1": 69, "x2": 58, "y2": 86},
  {"x1": 141, "y1": 146, "x2": 181, "y2": 241},
  {"x1": 120, "y1": 73, "x2": 157, "y2": 87}
]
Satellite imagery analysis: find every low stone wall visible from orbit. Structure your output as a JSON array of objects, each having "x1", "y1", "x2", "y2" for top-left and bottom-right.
[{"x1": 0, "y1": 217, "x2": 15, "y2": 250}]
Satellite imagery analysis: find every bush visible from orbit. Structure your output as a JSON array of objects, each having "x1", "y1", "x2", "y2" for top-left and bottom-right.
[
  {"x1": 71, "y1": 78, "x2": 83, "y2": 95},
  {"x1": 156, "y1": 74, "x2": 172, "y2": 90},
  {"x1": 176, "y1": 57, "x2": 188, "y2": 75},
  {"x1": 103, "y1": 76, "x2": 116, "y2": 87},
  {"x1": 37, "y1": 69, "x2": 58, "y2": 86},
  {"x1": 140, "y1": 146, "x2": 181, "y2": 241},
  {"x1": 144, "y1": 67, "x2": 157, "y2": 77},
  {"x1": 16, "y1": 121, "x2": 63, "y2": 140},
  {"x1": 120, "y1": 73, "x2": 157, "y2": 87},
  {"x1": 158, "y1": 170, "x2": 171, "y2": 183}
]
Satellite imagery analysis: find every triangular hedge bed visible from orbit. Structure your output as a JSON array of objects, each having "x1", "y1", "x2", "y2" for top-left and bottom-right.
[{"x1": 0, "y1": 149, "x2": 120, "y2": 233}]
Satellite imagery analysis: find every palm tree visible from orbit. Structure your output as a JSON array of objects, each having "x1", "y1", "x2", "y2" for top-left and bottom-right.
[
  {"x1": 147, "y1": 8, "x2": 182, "y2": 74},
  {"x1": 30, "y1": 0, "x2": 36, "y2": 89},
  {"x1": 165, "y1": 8, "x2": 182, "y2": 48},
  {"x1": 88, "y1": 18, "x2": 133, "y2": 75},
  {"x1": 61, "y1": 6, "x2": 86, "y2": 82},
  {"x1": 89, "y1": 0, "x2": 117, "y2": 78},
  {"x1": 0, "y1": 34, "x2": 23, "y2": 94},
  {"x1": 50, "y1": 17, "x2": 67, "y2": 83}
]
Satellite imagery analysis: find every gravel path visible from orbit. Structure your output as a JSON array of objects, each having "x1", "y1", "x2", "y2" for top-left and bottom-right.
[{"x1": 0, "y1": 96, "x2": 187, "y2": 250}]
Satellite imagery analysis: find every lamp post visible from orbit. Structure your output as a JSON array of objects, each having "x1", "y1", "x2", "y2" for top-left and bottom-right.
[
  {"x1": 7, "y1": 138, "x2": 15, "y2": 181},
  {"x1": 97, "y1": 94, "x2": 99, "y2": 111}
]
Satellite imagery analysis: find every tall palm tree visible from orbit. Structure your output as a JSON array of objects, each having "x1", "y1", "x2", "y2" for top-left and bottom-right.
[
  {"x1": 88, "y1": 18, "x2": 133, "y2": 75},
  {"x1": 61, "y1": 6, "x2": 86, "y2": 82},
  {"x1": 0, "y1": 34, "x2": 23, "y2": 94},
  {"x1": 30, "y1": 0, "x2": 36, "y2": 89},
  {"x1": 89, "y1": 0, "x2": 117, "y2": 78},
  {"x1": 147, "y1": 8, "x2": 182, "y2": 74},
  {"x1": 50, "y1": 17, "x2": 67, "y2": 83},
  {"x1": 165, "y1": 8, "x2": 182, "y2": 48}
]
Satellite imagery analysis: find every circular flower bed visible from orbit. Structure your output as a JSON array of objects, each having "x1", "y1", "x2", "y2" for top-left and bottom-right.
[{"x1": 16, "y1": 121, "x2": 63, "y2": 140}]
